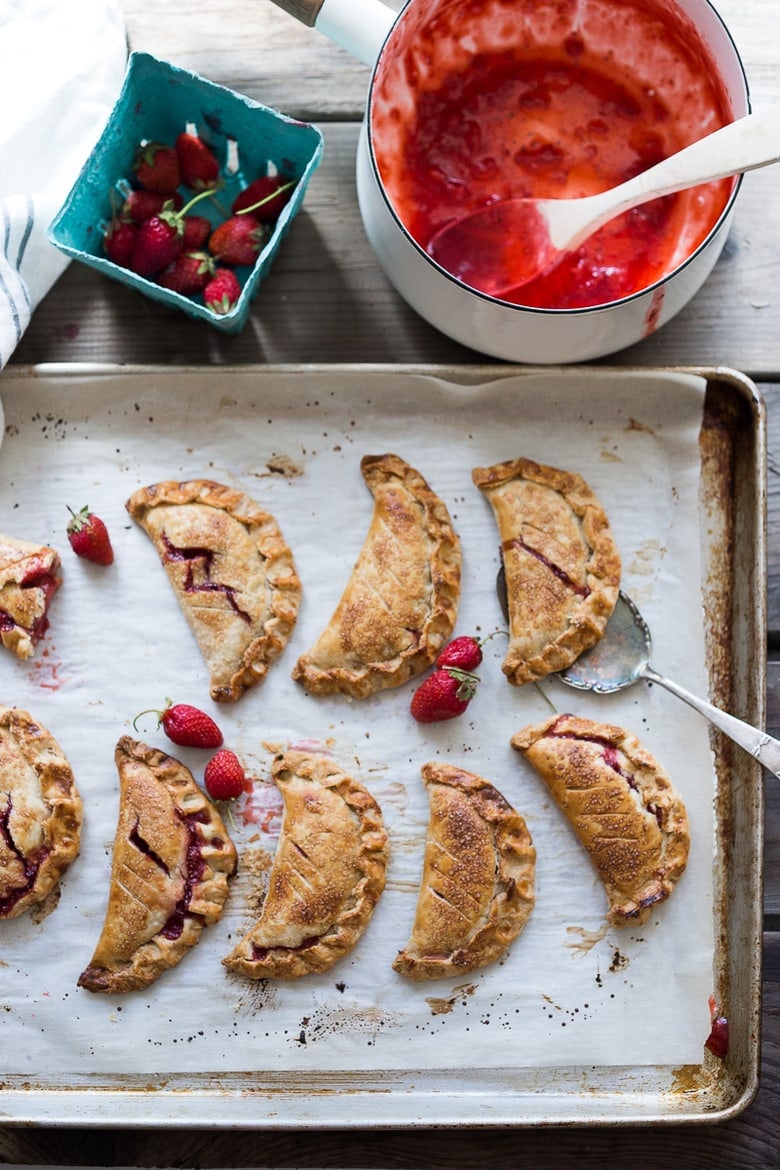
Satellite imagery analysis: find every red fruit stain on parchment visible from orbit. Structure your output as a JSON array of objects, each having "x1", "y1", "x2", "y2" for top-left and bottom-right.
[
  {"x1": 29, "y1": 647, "x2": 70, "y2": 691},
  {"x1": 240, "y1": 782, "x2": 284, "y2": 835}
]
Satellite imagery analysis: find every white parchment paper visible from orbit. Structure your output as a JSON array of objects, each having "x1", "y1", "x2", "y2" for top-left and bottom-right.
[{"x1": 0, "y1": 366, "x2": 716, "y2": 1076}]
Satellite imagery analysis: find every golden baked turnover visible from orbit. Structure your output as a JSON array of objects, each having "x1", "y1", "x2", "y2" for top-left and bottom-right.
[
  {"x1": 292, "y1": 453, "x2": 461, "y2": 698},
  {"x1": 0, "y1": 706, "x2": 82, "y2": 919},
  {"x1": 78, "y1": 737, "x2": 237, "y2": 993},
  {"x1": 512, "y1": 714, "x2": 689, "y2": 927},
  {"x1": 393, "y1": 761, "x2": 536, "y2": 980},
  {"x1": 472, "y1": 457, "x2": 621, "y2": 685},
  {"x1": 126, "y1": 479, "x2": 301, "y2": 703},
  {"x1": 223, "y1": 749, "x2": 388, "y2": 979},
  {"x1": 0, "y1": 534, "x2": 61, "y2": 660}
]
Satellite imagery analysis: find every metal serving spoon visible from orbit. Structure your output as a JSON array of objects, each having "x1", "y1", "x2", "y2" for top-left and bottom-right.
[
  {"x1": 496, "y1": 572, "x2": 780, "y2": 777},
  {"x1": 428, "y1": 105, "x2": 780, "y2": 298}
]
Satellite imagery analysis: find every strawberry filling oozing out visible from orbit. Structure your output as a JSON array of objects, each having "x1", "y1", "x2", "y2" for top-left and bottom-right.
[
  {"x1": 129, "y1": 809, "x2": 213, "y2": 941},
  {"x1": 545, "y1": 719, "x2": 664, "y2": 827},
  {"x1": 0, "y1": 795, "x2": 48, "y2": 916},
  {"x1": 0, "y1": 568, "x2": 60, "y2": 646},
  {"x1": 502, "y1": 538, "x2": 591, "y2": 598},
  {"x1": 161, "y1": 533, "x2": 251, "y2": 623}
]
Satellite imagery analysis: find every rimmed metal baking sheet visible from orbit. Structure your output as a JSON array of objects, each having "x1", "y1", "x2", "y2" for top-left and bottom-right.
[{"x1": 0, "y1": 363, "x2": 764, "y2": 1127}]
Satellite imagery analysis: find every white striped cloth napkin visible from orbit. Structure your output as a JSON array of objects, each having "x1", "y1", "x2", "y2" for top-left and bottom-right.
[{"x1": 0, "y1": 0, "x2": 128, "y2": 367}]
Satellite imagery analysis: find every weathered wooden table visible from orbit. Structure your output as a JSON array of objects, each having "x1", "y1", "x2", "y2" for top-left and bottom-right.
[{"x1": 1, "y1": 0, "x2": 778, "y2": 1164}]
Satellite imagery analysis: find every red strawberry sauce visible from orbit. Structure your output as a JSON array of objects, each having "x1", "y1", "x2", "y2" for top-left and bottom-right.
[{"x1": 371, "y1": 0, "x2": 736, "y2": 307}]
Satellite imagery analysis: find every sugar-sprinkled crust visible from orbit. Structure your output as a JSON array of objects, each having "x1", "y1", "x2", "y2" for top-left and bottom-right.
[
  {"x1": 126, "y1": 479, "x2": 301, "y2": 702},
  {"x1": 512, "y1": 714, "x2": 689, "y2": 926},
  {"x1": 223, "y1": 749, "x2": 388, "y2": 979},
  {"x1": 472, "y1": 457, "x2": 621, "y2": 685},
  {"x1": 78, "y1": 737, "x2": 237, "y2": 993},
  {"x1": 292, "y1": 453, "x2": 461, "y2": 698},
  {"x1": 0, "y1": 534, "x2": 61, "y2": 660},
  {"x1": 0, "y1": 706, "x2": 82, "y2": 919},
  {"x1": 393, "y1": 761, "x2": 535, "y2": 980}
]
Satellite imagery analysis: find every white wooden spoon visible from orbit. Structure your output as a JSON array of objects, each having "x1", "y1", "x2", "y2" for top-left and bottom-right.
[{"x1": 428, "y1": 106, "x2": 780, "y2": 297}]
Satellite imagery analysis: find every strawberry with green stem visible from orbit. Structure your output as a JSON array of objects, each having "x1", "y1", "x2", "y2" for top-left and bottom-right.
[
  {"x1": 410, "y1": 664, "x2": 480, "y2": 723},
  {"x1": 66, "y1": 506, "x2": 114, "y2": 566},
  {"x1": 132, "y1": 141, "x2": 180, "y2": 195},
  {"x1": 232, "y1": 177, "x2": 297, "y2": 221},
  {"x1": 204, "y1": 268, "x2": 241, "y2": 315},
  {"x1": 130, "y1": 188, "x2": 216, "y2": 278},
  {"x1": 133, "y1": 699, "x2": 223, "y2": 749}
]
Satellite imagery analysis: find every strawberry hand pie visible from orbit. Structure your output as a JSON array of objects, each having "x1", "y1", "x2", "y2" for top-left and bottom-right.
[{"x1": 0, "y1": 534, "x2": 61, "y2": 660}]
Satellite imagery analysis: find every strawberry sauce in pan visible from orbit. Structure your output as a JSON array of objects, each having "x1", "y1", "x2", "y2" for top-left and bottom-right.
[{"x1": 370, "y1": 0, "x2": 737, "y2": 308}]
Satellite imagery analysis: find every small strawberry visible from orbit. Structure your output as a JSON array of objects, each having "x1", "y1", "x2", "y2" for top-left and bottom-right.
[
  {"x1": 203, "y1": 267, "x2": 242, "y2": 315},
  {"x1": 133, "y1": 699, "x2": 223, "y2": 749},
  {"x1": 157, "y1": 250, "x2": 216, "y2": 295},
  {"x1": 122, "y1": 189, "x2": 182, "y2": 223},
  {"x1": 132, "y1": 141, "x2": 181, "y2": 195},
  {"x1": 66, "y1": 505, "x2": 114, "y2": 566},
  {"x1": 208, "y1": 214, "x2": 270, "y2": 266},
  {"x1": 410, "y1": 666, "x2": 479, "y2": 723},
  {"x1": 129, "y1": 190, "x2": 214, "y2": 277},
  {"x1": 203, "y1": 749, "x2": 246, "y2": 802},
  {"x1": 232, "y1": 176, "x2": 296, "y2": 222},
  {"x1": 175, "y1": 130, "x2": 220, "y2": 191},
  {"x1": 103, "y1": 218, "x2": 137, "y2": 267},
  {"x1": 181, "y1": 214, "x2": 212, "y2": 250},
  {"x1": 436, "y1": 635, "x2": 483, "y2": 673}
]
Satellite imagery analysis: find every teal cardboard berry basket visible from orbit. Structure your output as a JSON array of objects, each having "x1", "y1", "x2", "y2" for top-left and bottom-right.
[{"x1": 47, "y1": 51, "x2": 324, "y2": 333}]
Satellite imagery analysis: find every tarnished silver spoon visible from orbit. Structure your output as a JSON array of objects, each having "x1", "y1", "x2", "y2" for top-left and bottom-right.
[{"x1": 496, "y1": 571, "x2": 780, "y2": 777}]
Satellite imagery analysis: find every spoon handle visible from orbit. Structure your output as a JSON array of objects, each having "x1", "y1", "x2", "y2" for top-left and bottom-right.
[
  {"x1": 268, "y1": 0, "x2": 394, "y2": 65},
  {"x1": 643, "y1": 665, "x2": 780, "y2": 778},
  {"x1": 549, "y1": 105, "x2": 780, "y2": 251}
]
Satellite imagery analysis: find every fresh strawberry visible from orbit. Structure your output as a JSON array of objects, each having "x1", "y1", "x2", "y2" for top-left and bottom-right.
[
  {"x1": 133, "y1": 699, "x2": 223, "y2": 749},
  {"x1": 203, "y1": 267, "x2": 242, "y2": 315},
  {"x1": 122, "y1": 189, "x2": 182, "y2": 223},
  {"x1": 132, "y1": 141, "x2": 181, "y2": 195},
  {"x1": 129, "y1": 190, "x2": 214, "y2": 277},
  {"x1": 410, "y1": 666, "x2": 479, "y2": 723},
  {"x1": 103, "y1": 218, "x2": 137, "y2": 267},
  {"x1": 181, "y1": 214, "x2": 212, "y2": 250},
  {"x1": 175, "y1": 130, "x2": 220, "y2": 191},
  {"x1": 232, "y1": 176, "x2": 296, "y2": 222},
  {"x1": 66, "y1": 505, "x2": 114, "y2": 566},
  {"x1": 436, "y1": 635, "x2": 483, "y2": 673},
  {"x1": 203, "y1": 749, "x2": 246, "y2": 802},
  {"x1": 208, "y1": 214, "x2": 269, "y2": 266},
  {"x1": 157, "y1": 250, "x2": 215, "y2": 295},
  {"x1": 129, "y1": 212, "x2": 184, "y2": 276}
]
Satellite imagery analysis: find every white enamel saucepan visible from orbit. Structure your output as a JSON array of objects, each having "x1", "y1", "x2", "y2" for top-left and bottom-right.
[{"x1": 271, "y1": 0, "x2": 750, "y2": 363}]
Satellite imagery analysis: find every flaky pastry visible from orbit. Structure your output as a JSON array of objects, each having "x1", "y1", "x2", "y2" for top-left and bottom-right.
[
  {"x1": 126, "y1": 479, "x2": 301, "y2": 702},
  {"x1": 0, "y1": 706, "x2": 82, "y2": 919},
  {"x1": 78, "y1": 737, "x2": 237, "y2": 993},
  {"x1": 512, "y1": 714, "x2": 689, "y2": 926},
  {"x1": 393, "y1": 761, "x2": 535, "y2": 980},
  {"x1": 223, "y1": 749, "x2": 388, "y2": 979},
  {"x1": 292, "y1": 453, "x2": 461, "y2": 698},
  {"x1": 0, "y1": 534, "x2": 61, "y2": 660},
  {"x1": 472, "y1": 457, "x2": 620, "y2": 685}
]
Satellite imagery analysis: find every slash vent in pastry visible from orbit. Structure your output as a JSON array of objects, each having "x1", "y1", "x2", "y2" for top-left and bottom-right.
[
  {"x1": 126, "y1": 479, "x2": 301, "y2": 703},
  {"x1": 0, "y1": 534, "x2": 61, "y2": 660},
  {"x1": 292, "y1": 453, "x2": 461, "y2": 698},
  {"x1": 393, "y1": 762, "x2": 536, "y2": 980},
  {"x1": 223, "y1": 749, "x2": 388, "y2": 979},
  {"x1": 0, "y1": 706, "x2": 82, "y2": 919},
  {"x1": 78, "y1": 737, "x2": 237, "y2": 993},
  {"x1": 512, "y1": 714, "x2": 689, "y2": 927},
  {"x1": 472, "y1": 457, "x2": 621, "y2": 685}
]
